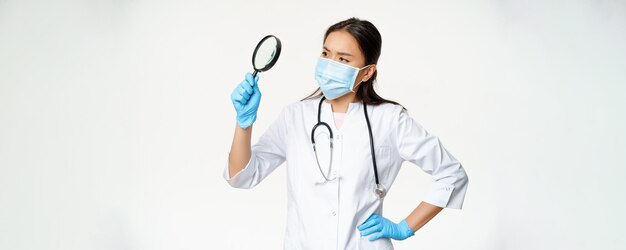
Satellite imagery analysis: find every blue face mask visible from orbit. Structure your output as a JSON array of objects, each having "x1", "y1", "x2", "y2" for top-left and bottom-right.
[{"x1": 315, "y1": 57, "x2": 371, "y2": 100}]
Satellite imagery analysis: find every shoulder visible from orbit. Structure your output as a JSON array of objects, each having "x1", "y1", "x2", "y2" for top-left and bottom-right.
[
  {"x1": 371, "y1": 102, "x2": 406, "y2": 122},
  {"x1": 270, "y1": 98, "x2": 321, "y2": 122},
  {"x1": 282, "y1": 96, "x2": 322, "y2": 113},
  {"x1": 373, "y1": 102, "x2": 404, "y2": 113},
  {"x1": 372, "y1": 102, "x2": 427, "y2": 133}
]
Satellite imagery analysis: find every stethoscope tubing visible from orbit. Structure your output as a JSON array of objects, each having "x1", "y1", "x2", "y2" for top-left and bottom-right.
[{"x1": 310, "y1": 96, "x2": 381, "y2": 187}]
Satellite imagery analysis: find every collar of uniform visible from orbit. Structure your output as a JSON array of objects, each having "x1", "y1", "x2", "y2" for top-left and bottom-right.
[
  {"x1": 347, "y1": 100, "x2": 362, "y2": 113},
  {"x1": 320, "y1": 98, "x2": 363, "y2": 114}
]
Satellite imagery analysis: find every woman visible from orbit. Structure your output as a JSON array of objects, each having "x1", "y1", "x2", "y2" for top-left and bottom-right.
[{"x1": 225, "y1": 17, "x2": 469, "y2": 249}]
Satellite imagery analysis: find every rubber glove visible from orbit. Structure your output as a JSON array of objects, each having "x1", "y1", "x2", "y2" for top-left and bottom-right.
[
  {"x1": 357, "y1": 214, "x2": 415, "y2": 241},
  {"x1": 230, "y1": 72, "x2": 261, "y2": 129}
]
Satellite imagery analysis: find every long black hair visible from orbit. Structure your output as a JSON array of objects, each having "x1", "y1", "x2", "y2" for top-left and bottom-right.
[{"x1": 302, "y1": 17, "x2": 405, "y2": 110}]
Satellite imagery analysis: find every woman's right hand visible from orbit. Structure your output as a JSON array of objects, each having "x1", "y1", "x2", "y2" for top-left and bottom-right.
[{"x1": 231, "y1": 72, "x2": 261, "y2": 129}]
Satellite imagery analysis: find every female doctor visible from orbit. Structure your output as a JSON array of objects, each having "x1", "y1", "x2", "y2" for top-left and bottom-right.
[{"x1": 225, "y1": 17, "x2": 469, "y2": 249}]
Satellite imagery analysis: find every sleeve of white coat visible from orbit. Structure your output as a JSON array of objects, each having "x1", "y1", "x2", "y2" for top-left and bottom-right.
[
  {"x1": 395, "y1": 108, "x2": 469, "y2": 209},
  {"x1": 222, "y1": 107, "x2": 288, "y2": 189}
]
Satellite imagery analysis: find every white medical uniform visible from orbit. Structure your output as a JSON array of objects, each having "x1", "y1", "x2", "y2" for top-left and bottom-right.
[{"x1": 224, "y1": 96, "x2": 469, "y2": 250}]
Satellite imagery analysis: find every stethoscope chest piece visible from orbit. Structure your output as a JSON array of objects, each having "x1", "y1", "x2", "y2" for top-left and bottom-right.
[{"x1": 375, "y1": 183, "x2": 387, "y2": 199}]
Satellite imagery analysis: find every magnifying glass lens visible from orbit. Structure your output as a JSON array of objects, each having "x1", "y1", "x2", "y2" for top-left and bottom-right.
[{"x1": 251, "y1": 35, "x2": 282, "y2": 76}]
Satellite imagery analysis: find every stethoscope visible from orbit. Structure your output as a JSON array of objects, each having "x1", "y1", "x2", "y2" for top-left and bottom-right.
[{"x1": 310, "y1": 96, "x2": 387, "y2": 199}]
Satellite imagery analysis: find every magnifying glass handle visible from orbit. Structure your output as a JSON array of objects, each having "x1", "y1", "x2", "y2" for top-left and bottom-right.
[{"x1": 252, "y1": 70, "x2": 258, "y2": 78}]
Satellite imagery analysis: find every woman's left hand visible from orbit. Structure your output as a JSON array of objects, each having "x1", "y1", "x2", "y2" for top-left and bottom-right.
[{"x1": 357, "y1": 214, "x2": 415, "y2": 241}]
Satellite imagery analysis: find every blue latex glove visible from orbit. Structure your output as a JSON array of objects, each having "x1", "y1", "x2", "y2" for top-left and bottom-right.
[
  {"x1": 230, "y1": 72, "x2": 261, "y2": 129},
  {"x1": 357, "y1": 214, "x2": 415, "y2": 241}
]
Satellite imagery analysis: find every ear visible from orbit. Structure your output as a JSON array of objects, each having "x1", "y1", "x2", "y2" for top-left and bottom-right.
[{"x1": 361, "y1": 64, "x2": 377, "y2": 82}]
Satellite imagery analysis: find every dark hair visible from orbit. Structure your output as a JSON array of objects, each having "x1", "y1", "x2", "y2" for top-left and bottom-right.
[{"x1": 302, "y1": 17, "x2": 405, "y2": 110}]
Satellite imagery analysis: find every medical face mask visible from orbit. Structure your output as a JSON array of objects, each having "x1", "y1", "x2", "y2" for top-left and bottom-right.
[{"x1": 314, "y1": 57, "x2": 370, "y2": 100}]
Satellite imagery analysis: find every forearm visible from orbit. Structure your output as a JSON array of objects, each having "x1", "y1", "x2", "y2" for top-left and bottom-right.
[
  {"x1": 404, "y1": 201, "x2": 444, "y2": 232},
  {"x1": 228, "y1": 123, "x2": 253, "y2": 178}
]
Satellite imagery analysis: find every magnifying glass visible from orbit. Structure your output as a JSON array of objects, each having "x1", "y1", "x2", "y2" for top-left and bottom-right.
[{"x1": 251, "y1": 35, "x2": 282, "y2": 77}]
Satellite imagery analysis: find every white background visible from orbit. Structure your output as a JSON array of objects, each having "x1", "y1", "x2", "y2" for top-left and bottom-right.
[{"x1": 1, "y1": 0, "x2": 625, "y2": 249}]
